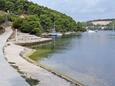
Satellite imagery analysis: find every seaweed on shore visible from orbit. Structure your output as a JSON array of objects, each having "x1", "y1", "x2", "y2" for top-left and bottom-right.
[
  {"x1": 25, "y1": 77, "x2": 39, "y2": 86},
  {"x1": 10, "y1": 63, "x2": 39, "y2": 86}
]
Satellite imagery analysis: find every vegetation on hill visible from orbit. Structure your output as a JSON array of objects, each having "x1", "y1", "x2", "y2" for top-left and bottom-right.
[
  {"x1": 106, "y1": 20, "x2": 115, "y2": 30},
  {"x1": 0, "y1": 0, "x2": 85, "y2": 35},
  {"x1": 0, "y1": 11, "x2": 7, "y2": 24}
]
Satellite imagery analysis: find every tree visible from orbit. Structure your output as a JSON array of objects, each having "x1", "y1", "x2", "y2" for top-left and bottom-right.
[
  {"x1": 33, "y1": 28, "x2": 42, "y2": 36},
  {"x1": 40, "y1": 14, "x2": 52, "y2": 32},
  {"x1": 20, "y1": 20, "x2": 33, "y2": 33},
  {"x1": 76, "y1": 22, "x2": 86, "y2": 32},
  {"x1": 5, "y1": 1, "x2": 14, "y2": 11},
  {"x1": 12, "y1": 17, "x2": 23, "y2": 29},
  {"x1": 13, "y1": 15, "x2": 42, "y2": 35},
  {"x1": 0, "y1": 0, "x2": 5, "y2": 10}
]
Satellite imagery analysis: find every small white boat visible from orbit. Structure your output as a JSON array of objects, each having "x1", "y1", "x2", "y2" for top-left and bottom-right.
[
  {"x1": 87, "y1": 30, "x2": 96, "y2": 33},
  {"x1": 48, "y1": 22, "x2": 62, "y2": 37},
  {"x1": 48, "y1": 32, "x2": 62, "y2": 36}
]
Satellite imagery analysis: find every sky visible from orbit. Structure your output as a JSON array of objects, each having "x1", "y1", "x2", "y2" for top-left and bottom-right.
[{"x1": 31, "y1": 0, "x2": 115, "y2": 21}]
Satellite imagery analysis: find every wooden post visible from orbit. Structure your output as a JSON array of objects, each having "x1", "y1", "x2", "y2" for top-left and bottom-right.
[{"x1": 15, "y1": 29, "x2": 18, "y2": 42}]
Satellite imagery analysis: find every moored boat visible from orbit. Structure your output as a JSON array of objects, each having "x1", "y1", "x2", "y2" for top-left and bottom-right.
[
  {"x1": 48, "y1": 32, "x2": 63, "y2": 36},
  {"x1": 87, "y1": 30, "x2": 96, "y2": 33}
]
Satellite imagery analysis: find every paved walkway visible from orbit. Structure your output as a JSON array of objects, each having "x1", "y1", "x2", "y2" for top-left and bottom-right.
[
  {"x1": 4, "y1": 43, "x2": 73, "y2": 86},
  {"x1": 0, "y1": 27, "x2": 29, "y2": 86}
]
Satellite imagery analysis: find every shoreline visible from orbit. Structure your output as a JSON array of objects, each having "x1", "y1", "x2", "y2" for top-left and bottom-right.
[
  {"x1": 4, "y1": 42, "x2": 81, "y2": 86},
  {"x1": 3, "y1": 28, "x2": 85, "y2": 86},
  {"x1": 22, "y1": 47, "x2": 85, "y2": 86}
]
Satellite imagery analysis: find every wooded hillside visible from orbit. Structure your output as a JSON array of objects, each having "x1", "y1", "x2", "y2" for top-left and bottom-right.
[{"x1": 0, "y1": 0, "x2": 85, "y2": 35}]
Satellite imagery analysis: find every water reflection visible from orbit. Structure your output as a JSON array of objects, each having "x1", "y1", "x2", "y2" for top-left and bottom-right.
[
  {"x1": 29, "y1": 35, "x2": 82, "y2": 61},
  {"x1": 32, "y1": 31, "x2": 115, "y2": 86}
]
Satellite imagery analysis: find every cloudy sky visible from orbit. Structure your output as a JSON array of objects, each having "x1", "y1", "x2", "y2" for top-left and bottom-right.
[{"x1": 31, "y1": 0, "x2": 115, "y2": 21}]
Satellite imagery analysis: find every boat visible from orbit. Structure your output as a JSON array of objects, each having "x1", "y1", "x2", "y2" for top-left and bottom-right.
[
  {"x1": 48, "y1": 32, "x2": 62, "y2": 36},
  {"x1": 48, "y1": 23, "x2": 62, "y2": 36},
  {"x1": 87, "y1": 30, "x2": 96, "y2": 33}
]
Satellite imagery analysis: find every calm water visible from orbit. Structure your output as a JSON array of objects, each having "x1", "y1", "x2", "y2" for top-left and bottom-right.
[{"x1": 37, "y1": 31, "x2": 115, "y2": 86}]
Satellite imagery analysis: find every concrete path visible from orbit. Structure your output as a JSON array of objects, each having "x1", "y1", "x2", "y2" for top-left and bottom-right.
[
  {"x1": 0, "y1": 27, "x2": 29, "y2": 86},
  {"x1": 4, "y1": 43, "x2": 73, "y2": 86}
]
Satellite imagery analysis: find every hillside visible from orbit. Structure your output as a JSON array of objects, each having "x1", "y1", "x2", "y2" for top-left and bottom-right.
[{"x1": 0, "y1": 0, "x2": 85, "y2": 35}]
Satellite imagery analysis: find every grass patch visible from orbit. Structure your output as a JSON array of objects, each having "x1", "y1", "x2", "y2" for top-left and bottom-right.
[{"x1": 29, "y1": 48, "x2": 53, "y2": 61}]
